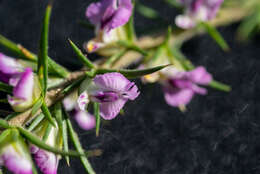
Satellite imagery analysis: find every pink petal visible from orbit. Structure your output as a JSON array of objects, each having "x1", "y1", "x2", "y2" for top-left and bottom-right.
[
  {"x1": 175, "y1": 15, "x2": 196, "y2": 29},
  {"x1": 0, "y1": 53, "x2": 22, "y2": 74},
  {"x1": 74, "y1": 110, "x2": 96, "y2": 130},
  {"x1": 163, "y1": 86, "x2": 195, "y2": 107},
  {"x1": 99, "y1": 98, "x2": 127, "y2": 120},
  {"x1": 2, "y1": 145, "x2": 33, "y2": 174},
  {"x1": 104, "y1": 5, "x2": 132, "y2": 32},
  {"x1": 188, "y1": 66, "x2": 212, "y2": 85},
  {"x1": 13, "y1": 68, "x2": 34, "y2": 100},
  {"x1": 32, "y1": 148, "x2": 58, "y2": 174},
  {"x1": 86, "y1": 0, "x2": 116, "y2": 26},
  {"x1": 94, "y1": 72, "x2": 131, "y2": 92}
]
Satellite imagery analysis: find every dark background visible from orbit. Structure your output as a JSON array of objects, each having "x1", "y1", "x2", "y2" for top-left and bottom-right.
[{"x1": 0, "y1": 0, "x2": 259, "y2": 174}]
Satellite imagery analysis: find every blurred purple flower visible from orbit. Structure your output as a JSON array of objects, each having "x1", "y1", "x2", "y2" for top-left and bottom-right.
[
  {"x1": 0, "y1": 143, "x2": 33, "y2": 174},
  {"x1": 62, "y1": 91, "x2": 95, "y2": 130},
  {"x1": 175, "y1": 0, "x2": 224, "y2": 29},
  {"x1": 0, "y1": 53, "x2": 23, "y2": 84},
  {"x1": 162, "y1": 66, "x2": 212, "y2": 107},
  {"x1": 78, "y1": 72, "x2": 139, "y2": 120},
  {"x1": 74, "y1": 110, "x2": 96, "y2": 130},
  {"x1": 30, "y1": 146, "x2": 58, "y2": 174},
  {"x1": 85, "y1": 0, "x2": 133, "y2": 52}
]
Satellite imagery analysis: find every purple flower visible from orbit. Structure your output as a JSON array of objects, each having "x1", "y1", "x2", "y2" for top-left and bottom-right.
[
  {"x1": 30, "y1": 146, "x2": 58, "y2": 174},
  {"x1": 78, "y1": 72, "x2": 139, "y2": 120},
  {"x1": 0, "y1": 53, "x2": 23, "y2": 84},
  {"x1": 30, "y1": 121, "x2": 60, "y2": 174},
  {"x1": 8, "y1": 68, "x2": 35, "y2": 112},
  {"x1": 0, "y1": 143, "x2": 33, "y2": 174},
  {"x1": 175, "y1": 0, "x2": 224, "y2": 29},
  {"x1": 85, "y1": 0, "x2": 133, "y2": 52},
  {"x1": 162, "y1": 66, "x2": 212, "y2": 107},
  {"x1": 74, "y1": 110, "x2": 96, "y2": 130}
]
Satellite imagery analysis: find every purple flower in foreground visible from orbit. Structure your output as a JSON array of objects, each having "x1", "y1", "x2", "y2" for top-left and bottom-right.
[
  {"x1": 85, "y1": 0, "x2": 133, "y2": 52},
  {"x1": 175, "y1": 0, "x2": 224, "y2": 29},
  {"x1": 7, "y1": 68, "x2": 35, "y2": 112},
  {"x1": 162, "y1": 66, "x2": 212, "y2": 107},
  {"x1": 31, "y1": 146, "x2": 58, "y2": 174},
  {"x1": 78, "y1": 72, "x2": 139, "y2": 120},
  {"x1": 30, "y1": 121, "x2": 60, "y2": 174},
  {"x1": 0, "y1": 140, "x2": 33, "y2": 174}
]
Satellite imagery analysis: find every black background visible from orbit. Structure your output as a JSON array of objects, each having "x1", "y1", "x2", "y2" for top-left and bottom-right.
[{"x1": 0, "y1": 0, "x2": 259, "y2": 174}]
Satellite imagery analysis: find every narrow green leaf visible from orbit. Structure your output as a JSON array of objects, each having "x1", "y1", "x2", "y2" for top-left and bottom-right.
[
  {"x1": 0, "y1": 119, "x2": 10, "y2": 129},
  {"x1": 0, "y1": 129, "x2": 11, "y2": 144},
  {"x1": 31, "y1": 97, "x2": 43, "y2": 117},
  {"x1": 62, "y1": 76, "x2": 86, "y2": 95},
  {"x1": 0, "y1": 34, "x2": 69, "y2": 78},
  {"x1": 54, "y1": 103, "x2": 70, "y2": 165},
  {"x1": 209, "y1": 80, "x2": 231, "y2": 92},
  {"x1": 0, "y1": 34, "x2": 37, "y2": 61},
  {"x1": 66, "y1": 119, "x2": 95, "y2": 174},
  {"x1": 200, "y1": 22, "x2": 230, "y2": 51},
  {"x1": 124, "y1": 8, "x2": 135, "y2": 43},
  {"x1": 96, "y1": 64, "x2": 170, "y2": 78},
  {"x1": 62, "y1": 120, "x2": 70, "y2": 166},
  {"x1": 27, "y1": 114, "x2": 45, "y2": 131},
  {"x1": 94, "y1": 103, "x2": 100, "y2": 137},
  {"x1": 37, "y1": 4, "x2": 52, "y2": 96},
  {"x1": 136, "y1": 2, "x2": 159, "y2": 19},
  {"x1": 68, "y1": 40, "x2": 95, "y2": 69},
  {"x1": 237, "y1": 10, "x2": 260, "y2": 41},
  {"x1": 18, "y1": 127, "x2": 87, "y2": 157},
  {"x1": 41, "y1": 101, "x2": 56, "y2": 127},
  {"x1": 42, "y1": 123, "x2": 53, "y2": 142},
  {"x1": 0, "y1": 82, "x2": 13, "y2": 93}
]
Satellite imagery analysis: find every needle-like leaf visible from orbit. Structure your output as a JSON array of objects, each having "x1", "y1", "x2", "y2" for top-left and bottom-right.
[{"x1": 94, "y1": 103, "x2": 100, "y2": 137}]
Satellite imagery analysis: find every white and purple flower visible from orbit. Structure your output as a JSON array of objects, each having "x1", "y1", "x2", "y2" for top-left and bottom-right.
[
  {"x1": 175, "y1": 0, "x2": 224, "y2": 29},
  {"x1": 30, "y1": 146, "x2": 58, "y2": 174},
  {"x1": 30, "y1": 121, "x2": 60, "y2": 174},
  {"x1": 63, "y1": 91, "x2": 96, "y2": 131},
  {"x1": 0, "y1": 53, "x2": 40, "y2": 112},
  {"x1": 0, "y1": 131, "x2": 33, "y2": 174},
  {"x1": 78, "y1": 72, "x2": 139, "y2": 120},
  {"x1": 161, "y1": 66, "x2": 212, "y2": 107},
  {"x1": 85, "y1": 0, "x2": 133, "y2": 52}
]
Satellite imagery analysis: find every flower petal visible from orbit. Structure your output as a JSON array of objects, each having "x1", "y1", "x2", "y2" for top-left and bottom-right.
[
  {"x1": 104, "y1": 5, "x2": 132, "y2": 32},
  {"x1": 175, "y1": 15, "x2": 196, "y2": 29},
  {"x1": 0, "y1": 53, "x2": 22, "y2": 74},
  {"x1": 163, "y1": 85, "x2": 194, "y2": 107},
  {"x1": 13, "y1": 68, "x2": 34, "y2": 100},
  {"x1": 74, "y1": 110, "x2": 96, "y2": 130},
  {"x1": 99, "y1": 98, "x2": 127, "y2": 120},
  {"x1": 1, "y1": 145, "x2": 33, "y2": 174},
  {"x1": 31, "y1": 148, "x2": 58, "y2": 174},
  {"x1": 63, "y1": 91, "x2": 78, "y2": 111},
  {"x1": 188, "y1": 66, "x2": 212, "y2": 85},
  {"x1": 77, "y1": 91, "x2": 89, "y2": 111},
  {"x1": 94, "y1": 72, "x2": 131, "y2": 92},
  {"x1": 86, "y1": 0, "x2": 116, "y2": 26}
]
